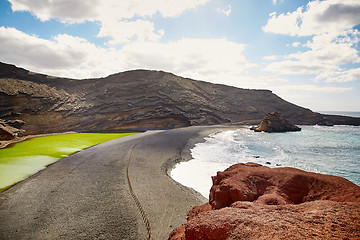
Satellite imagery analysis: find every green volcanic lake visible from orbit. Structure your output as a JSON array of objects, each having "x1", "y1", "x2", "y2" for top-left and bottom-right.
[{"x1": 0, "y1": 133, "x2": 137, "y2": 191}]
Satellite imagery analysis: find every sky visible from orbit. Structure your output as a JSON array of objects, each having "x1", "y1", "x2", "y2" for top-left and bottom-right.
[{"x1": 0, "y1": 0, "x2": 359, "y2": 111}]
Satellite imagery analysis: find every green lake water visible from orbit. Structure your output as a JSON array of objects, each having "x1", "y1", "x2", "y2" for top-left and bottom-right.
[{"x1": 0, "y1": 133, "x2": 137, "y2": 191}]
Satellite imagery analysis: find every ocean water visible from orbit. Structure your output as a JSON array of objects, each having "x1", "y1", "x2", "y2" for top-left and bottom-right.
[
  {"x1": 171, "y1": 125, "x2": 360, "y2": 198},
  {"x1": 320, "y1": 111, "x2": 360, "y2": 118}
]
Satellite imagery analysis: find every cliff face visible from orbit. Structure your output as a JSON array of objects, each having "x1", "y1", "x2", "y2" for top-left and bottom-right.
[
  {"x1": 169, "y1": 163, "x2": 360, "y2": 240},
  {"x1": 0, "y1": 62, "x2": 359, "y2": 135}
]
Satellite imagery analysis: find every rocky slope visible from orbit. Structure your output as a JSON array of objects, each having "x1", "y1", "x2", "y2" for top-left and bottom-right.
[
  {"x1": 0, "y1": 62, "x2": 359, "y2": 136},
  {"x1": 0, "y1": 119, "x2": 24, "y2": 140},
  {"x1": 169, "y1": 163, "x2": 360, "y2": 239}
]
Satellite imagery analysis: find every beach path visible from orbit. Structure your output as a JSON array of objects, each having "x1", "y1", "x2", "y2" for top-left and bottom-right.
[{"x1": 0, "y1": 127, "x2": 209, "y2": 239}]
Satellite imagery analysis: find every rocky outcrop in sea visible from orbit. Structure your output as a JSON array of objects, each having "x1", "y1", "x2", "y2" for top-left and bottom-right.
[{"x1": 250, "y1": 112, "x2": 301, "y2": 133}]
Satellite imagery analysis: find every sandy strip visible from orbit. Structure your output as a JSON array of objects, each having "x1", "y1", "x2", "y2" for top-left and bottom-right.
[
  {"x1": 0, "y1": 131, "x2": 77, "y2": 149},
  {"x1": 128, "y1": 125, "x2": 243, "y2": 239},
  {"x1": 0, "y1": 125, "x2": 241, "y2": 239}
]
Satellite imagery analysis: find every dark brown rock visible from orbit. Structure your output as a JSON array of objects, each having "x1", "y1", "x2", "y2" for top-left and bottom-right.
[
  {"x1": 250, "y1": 112, "x2": 301, "y2": 132},
  {"x1": 0, "y1": 128, "x2": 14, "y2": 140},
  {"x1": 5, "y1": 119, "x2": 25, "y2": 129},
  {"x1": 169, "y1": 163, "x2": 360, "y2": 240},
  {"x1": 0, "y1": 119, "x2": 24, "y2": 140}
]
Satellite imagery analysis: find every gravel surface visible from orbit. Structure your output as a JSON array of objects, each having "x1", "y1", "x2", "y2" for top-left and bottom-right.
[{"x1": 0, "y1": 125, "x2": 238, "y2": 239}]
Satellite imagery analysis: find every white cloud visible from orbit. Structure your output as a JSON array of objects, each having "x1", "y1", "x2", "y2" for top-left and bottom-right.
[
  {"x1": 264, "y1": 30, "x2": 360, "y2": 79},
  {"x1": 270, "y1": 83, "x2": 356, "y2": 111},
  {"x1": 316, "y1": 68, "x2": 360, "y2": 83},
  {"x1": 96, "y1": 0, "x2": 210, "y2": 19},
  {"x1": 8, "y1": 0, "x2": 99, "y2": 22},
  {"x1": 0, "y1": 26, "x2": 88, "y2": 69},
  {"x1": 273, "y1": 84, "x2": 351, "y2": 93},
  {"x1": 269, "y1": 12, "x2": 276, "y2": 17},
  {"x1": 287, "y1": 36, "x2": 360, "y2": 65},
  {"x1": 98, "y1": 20, "x2": 164, "y2": 45},
  {"x1": 263, "y1": 7, "x2": 303, "y2": 36},
  {"x1": 305, "y1": 28, "x2": 360, "y2": 50},
  {"x1": 0, "y1": 27, "x2": 259, "y2": 85},
  {"x1": 216, "y1": 5, "x2": 231, "y2": 16},
  {"x1": 271, "y1": 84, "x2": 353, "y2": 111},
  {"x1": 264, "y1": 60, "x2": 337, "y2": 75},
  {"x1": 263, "y1": 0, "x2": 360, "y2": 36},
  {"x1": 120, "y1": 38, "x2": 257, "y2": 84},
  {"x1": 9, "y1": 0, "x2": 210, "y2": 22},
  {"x1": 262, "y1": 55, "x2": 278, "y2": 61},
  {"x1": 8, "y1": 0, "x2": 210, "y2": 45},
  {"x1": 272, "y1": 0, "x2": 284, "y2": 5},
  {"x1": 263, "y1": 1, "x2": 360, "y2": 83},
  {"x1": 0, "y1": 26, "x2": 124, "y2": 78},
  {"x1": 292, "y1": 41, "x2": 301, "y2": 47}
]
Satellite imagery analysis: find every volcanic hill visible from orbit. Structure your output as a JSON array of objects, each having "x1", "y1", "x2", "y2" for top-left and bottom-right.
[{"x1": 0, "y1": 62, "x2": 359, "y2": 137}]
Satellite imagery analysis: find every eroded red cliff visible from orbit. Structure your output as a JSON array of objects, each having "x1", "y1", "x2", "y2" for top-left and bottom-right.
[{"x1": 169, "y1": 163, "x2": 360, "y2": 240}]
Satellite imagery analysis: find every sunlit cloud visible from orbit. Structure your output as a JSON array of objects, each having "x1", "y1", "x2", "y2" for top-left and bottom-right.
[
  {"x1": 0, "y1": 26, "x2": 89, "y2": 69},
  {"x1": 8, "y1": 0, "x2": 210, "y2": 22},
  {"x1": 263, "y1": 0, "x2": 360, "y2": 84},
  {"x1": 0, "y1": 26, "x2": 124, "y2": 78},
  {"x1": 0, "y1": 27, "x2": 258, "y2": 85},
  {"x1": 272, "y1": 0, "x2": 284, "y2": 5},
  {"x1": 262, "y1": 55, "x2": 278, "y2": 61},
  {"x1": 216, "y1": 5, "x2": 231, "y2": 16},
  {"x1": 273, "y1": 84, "x2": 351, "y2": 93},
  {"x1": 292, "y1": 42, "x2": 301, "y2": 47},
  {"x1": 8, "y1": 0, "x2": 210, "y2": 45},
  {"x1": 264, "y1": 30, "x2": 360, "y2": 81},
  {"x1": 316, "y1": 68, "x2": 360, "y2": 83},
  {"x1": 263, "y1": 0, "x2": 360, "y2": 36},
  {"x1": 98, "y1": 19, "x2": 164, "y2": 45}
]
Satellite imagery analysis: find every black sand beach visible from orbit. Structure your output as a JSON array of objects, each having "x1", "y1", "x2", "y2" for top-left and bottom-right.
[{"x1": 0, "y1": 125, "x2": 237, "y2": 239}]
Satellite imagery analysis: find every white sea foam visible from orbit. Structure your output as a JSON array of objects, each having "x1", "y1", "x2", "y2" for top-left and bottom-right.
[{"x1": 171, "y1": 125, "x2": 360, "y2": 198}]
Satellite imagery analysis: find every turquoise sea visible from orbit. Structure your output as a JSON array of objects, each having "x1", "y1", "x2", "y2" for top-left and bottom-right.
[{"x1": 171, "y1": 112, "x2": 360, "y2": 198}]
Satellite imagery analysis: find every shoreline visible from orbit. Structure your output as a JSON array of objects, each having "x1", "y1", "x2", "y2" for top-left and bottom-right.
[
  {"x1": 162, "y1": 125, "x2": 245, "y2": 203},
  {"x1": 170, "y1": 124, "x2": 360, "y2": 200},
  {"x1": 0, "y1": 132, "x2": 138, "y2": 192},
  {"x1": 126, "y1": 125, "x2": 247, "y2": 238},
  {"x1": 2, "y1": 123, "x2": 358, "y2": 239},
  {"x1": 0, "y1": 131, "x2": 78, "y2": 149},
  {"x1": 0, "y1": 125, "x2": 247, "y2": 239},
  {"x1": 165, "y1": 125, "x2": 243, "y2": 176},
  {"x1": 169, "y1": 125, "x2": 249, "y2": 199}
]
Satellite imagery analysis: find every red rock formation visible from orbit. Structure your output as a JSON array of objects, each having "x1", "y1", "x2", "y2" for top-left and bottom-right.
[
  {"x1": 210, "y1": 162, "x2": 360, "y2": 209},
  {"x1": 183, "y1": 201, "x2": 360, "y2": 240},
  {"x1": 169, "y1": 163, "x2": 360, "y2": 240}
]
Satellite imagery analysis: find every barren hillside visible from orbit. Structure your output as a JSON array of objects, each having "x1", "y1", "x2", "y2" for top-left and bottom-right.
[{"x1": 0, "y1": 62, "x2": 359, "y2": 137}]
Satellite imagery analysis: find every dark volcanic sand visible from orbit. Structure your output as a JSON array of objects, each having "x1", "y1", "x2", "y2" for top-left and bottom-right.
[{"x1": 0, "y1": 126, "x2": 235, "y2": 239}]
